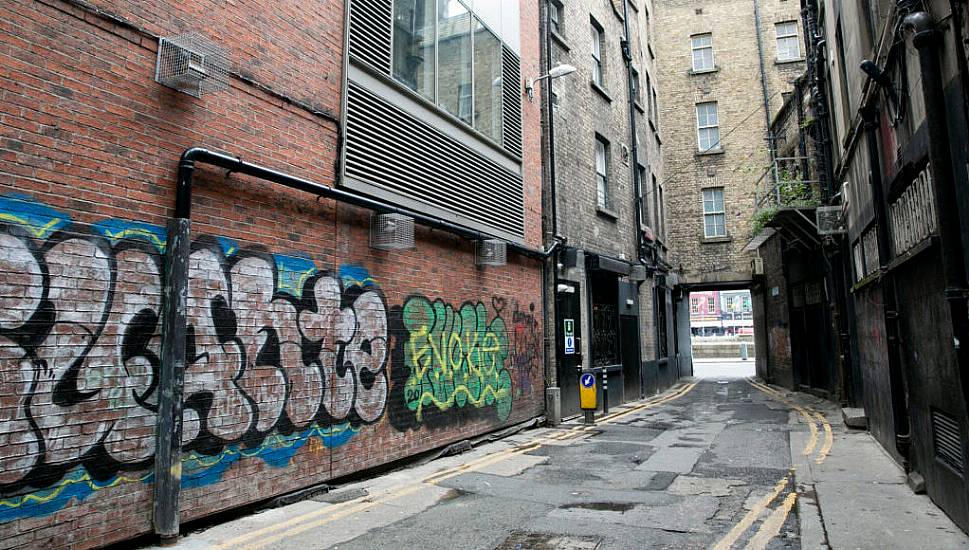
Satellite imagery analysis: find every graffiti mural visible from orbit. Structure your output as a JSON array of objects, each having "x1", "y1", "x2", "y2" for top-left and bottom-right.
[
  {"x1": 509, "y1": 301, "x2": 540, "y2": 399},
  {"x1": 0, "y1": 194, "x2": 536, "y2": 523},
  {"x1": 0, "y1": 196, "x2": 387, "y2": 521},
  {"x1": 389, "y1": 296, "x2": 512, "y2": 430}
]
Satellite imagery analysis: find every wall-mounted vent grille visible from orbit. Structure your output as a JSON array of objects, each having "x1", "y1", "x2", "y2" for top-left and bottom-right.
[
  {"x1": 932, "y1": 408, "x2": 964, "y2": 475},
  {"x1": 476, "y1": 239, "x2": 507, "y2": 266},
  {"x1": 501, "y1": 46, "x2": 523, "y2": 158},
  {"x1": 370, "y1": 213, "x2": 415, "y2": 250},
  {"x1": 349, "y1": 0, "x2": 392, "y2": 73},
  {"x1": 345, "y1": 81, "x2": 525, "y2": 239}
]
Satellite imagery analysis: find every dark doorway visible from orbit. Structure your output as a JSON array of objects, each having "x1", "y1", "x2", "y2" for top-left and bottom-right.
[
  {"x1": 556, "y1": 281, "x2": 582, "y2": 417},
  {"x1": 621, "y1": 315, "x2": 641, "y2": 400},
  {"x1": 590, "y1": 271, "x2": 622, "y2": 410}
]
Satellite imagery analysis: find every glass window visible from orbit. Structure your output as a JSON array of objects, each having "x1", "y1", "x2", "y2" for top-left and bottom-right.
[
  {"x1": 691, "y1": 33, "x2": 714, "y2": 71},
  {"x1": 473, "y1": 18, "x2": 503, "y2": 141},
  {"x1": 776, "y1": 21, "x2": 801, "y2": 61},
  {"x1": 392, "y1": 0, "x2": 436, "y2": 101},
  {"x1": 438, "y1": 0, "x2": 473, "y2": 124},
  {"x1": 703, "y1": 187, "x2": 727, "y2": 238},
  {"x1": 691, "y1": 298, "x2": 700, "y2": 314},
  {"x1": 550, "y1": 1, "x2": 562, "y2": 34},
  {"x1": 596, "y1": 135, "x2": 610, "y2": 209},
  {"x1": 631, "y1": 67, "x2": 641, "y2": 103},
  {"x1": 592, "y1": 21, "x2": 604, "y2": 86},
  {"x1": 707, "y1": 297, "x2": 715, "y2": 311},
  {"x1": 696, "y1": 101, "x2": 720, "y2": 152}
]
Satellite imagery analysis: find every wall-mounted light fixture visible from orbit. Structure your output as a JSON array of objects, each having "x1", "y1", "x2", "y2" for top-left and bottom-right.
[{"x1": 525, "y1": 63, "x2": 578, "y2": 101}]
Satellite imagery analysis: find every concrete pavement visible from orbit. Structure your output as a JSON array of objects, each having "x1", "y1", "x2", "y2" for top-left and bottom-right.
[{"x1": 147, "y1": 377, "x2": 969, "y2": 549}]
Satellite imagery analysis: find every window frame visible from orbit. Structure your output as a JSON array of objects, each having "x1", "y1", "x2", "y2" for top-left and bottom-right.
[
  {"x1": 595, "y1": 134, "x2": 611, "y2": 209},
  {"x1": 695, "y1": 101, "x2": 721, "y2": 152},
  {"x1": 591, "y1": 19, "x2": 605, "y2": 87},
  {"x1": 550, "y1": 0, "x2": 563, "y2": 35},
  {"x1": 702, "y1": 187, "x2": 727, "y2": 238},
  {"x1": 690, "y1": 33, "x2": 715, "y2": 72},
  {"x1": 691, "y1": 298, "x2": 700, "y2": 314},
  {"x1": 775, "y1": 21, "x2": 801, "y2": 61}
]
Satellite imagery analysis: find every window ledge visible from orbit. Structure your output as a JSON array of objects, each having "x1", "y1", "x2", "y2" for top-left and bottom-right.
[
  {"x1": 775, "y1": 57, "x2": 805, "y2": 65},
  {"x1": 551, "y1": 30, "x2": 570, "y2": 51},
  {"x1": 696, "y1": 147, "x2": 724, "y2": 156},
  {"x1": 596, "y1": 206, "x2": 619, "y2": 220},
  {"x1": 635, "y1": 101, "x2": 646, "y2": 114},
  {"x1": 701, "y1": 235, "x2": 732, "y2": 244},
  {"x1": 590, "y1": 80, "x2": 613, "y2": 102},
  {"x1": 649, "y1": 117, "x2": 658, "y2": 134},
  {"x1": 689, "y1": 67, "x2": 720, "y2": 76}
]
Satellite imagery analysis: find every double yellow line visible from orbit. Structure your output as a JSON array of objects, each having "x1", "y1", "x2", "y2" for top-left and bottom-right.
[
  {"x1": 211, "y1": 382, "x2": 698, "y2": 550},
  {"x1": 713, "y1": 379, "x2": 834, "y2": 550}
]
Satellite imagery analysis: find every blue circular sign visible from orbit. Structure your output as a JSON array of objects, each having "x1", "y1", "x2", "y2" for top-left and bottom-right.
[{"x1": 580, "y1": 373, "x2": 595, "y2": 388}]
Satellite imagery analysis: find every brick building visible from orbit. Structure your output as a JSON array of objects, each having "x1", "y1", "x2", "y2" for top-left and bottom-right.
[
  {"x1": 652, "y1": 0, "x2": 805, "y2": 289},
  {"x1": 0, "y1": 0, "x2": 546, "y2": 547},
  {"x1": 540, "y1": 0, "x2": 677, "y2": 418}
]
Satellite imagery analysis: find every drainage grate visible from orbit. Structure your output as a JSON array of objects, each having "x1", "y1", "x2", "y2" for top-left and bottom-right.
[{"x1": 932, "y1": 407, "x2": 965, "y2": 475}]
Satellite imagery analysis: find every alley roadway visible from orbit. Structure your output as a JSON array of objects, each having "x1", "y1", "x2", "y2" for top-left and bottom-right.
[{"x1": 161, "y1": 372, "x2": 834, "y2": 550}]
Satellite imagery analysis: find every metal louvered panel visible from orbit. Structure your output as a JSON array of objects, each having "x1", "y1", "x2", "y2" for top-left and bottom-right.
[
  {"x1": 932, "y1": 408, "x2": 965, "y2": 475},
  {"x1": 501, "y1": 46, "x2": 523, "y2": 158},
  {"x1": 345, "y1": 81, "x2": 525, "y2": 238},
  {"x1": 349, "y1": 0, "x2": 392, "y2": 73}
]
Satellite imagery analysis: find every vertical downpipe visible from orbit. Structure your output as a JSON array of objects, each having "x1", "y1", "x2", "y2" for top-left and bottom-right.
[{"x1": 153, "y1": 160, "x2": 193, "y2": 542}]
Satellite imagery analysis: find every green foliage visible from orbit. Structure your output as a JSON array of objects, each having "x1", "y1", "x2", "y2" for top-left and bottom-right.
[
  {"x1": 750, "y1": 207, "x2": 778, "y2": 237},
  {"x1": 775, "y1": 167, "x2": 820, "y2": 207}
]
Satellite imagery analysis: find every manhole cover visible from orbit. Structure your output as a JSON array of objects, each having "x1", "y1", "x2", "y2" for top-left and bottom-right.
[{"x1": 495, "y1": 532, "x2": 602, "y2": 550}]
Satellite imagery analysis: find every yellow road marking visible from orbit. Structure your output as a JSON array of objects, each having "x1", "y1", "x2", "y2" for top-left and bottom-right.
[
  {"x1": 744, "y1": 491, "x2": 798, "y2": 550},
  {"x1": 216, "y1": 381, "x2": 698, "y2": 550},
  {"x1": 814, "y1": 412, "x2": 833, "y2": 464},
  {"x1": 712, "y1": 475, "x2": 790, "y2": 550},
  {"x1": 722, "y1": 379, "x2": 833, "y2": 550}
]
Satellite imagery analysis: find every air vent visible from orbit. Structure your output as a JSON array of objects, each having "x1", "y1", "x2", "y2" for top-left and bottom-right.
[
  {"x1": 155, "y1": 33, "x2": 229, "y2": 98},
  {"x1": 816, "y1": 205, "x2": 846, "y2": 235},
  {"x1": 502, "y1": 46, "x2": 523, "y2": 158},
  {"x1": 349, "y1": 0, "x2": 392, "y2": 73},
  {"x1": 370, "y1": 213, "x2": 415, "y2": 250},
  {"x1": 932, "y1": 408, "x2": 964, "y2": 475},
  {"x1": 476, "y1": 239, "x2": 507, "y2": 266},
  {"x1": 345, "y1": 81, "x2": 525, "y2": 239}
]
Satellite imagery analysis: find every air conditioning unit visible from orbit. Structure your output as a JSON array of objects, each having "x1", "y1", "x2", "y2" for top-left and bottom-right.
[
  {"x1": 370, "y1": 213, "x2": 415, "y2": 250},
  {"x1": 155, "y1": 33, "x2": 229, "y2": 98},
  {"x1": 816, "y1": 205, "x2": 847, "y2": 235},
  {"x1": 476, "y1": 239, "x2": 507, "y2": 266},
  {"x1": 751, "y1": 257, "x2": 765, "y2": 276}
]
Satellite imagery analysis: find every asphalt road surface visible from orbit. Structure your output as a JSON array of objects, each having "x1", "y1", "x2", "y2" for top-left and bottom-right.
[{"x1": 163, "y1": 378, "x2": 829, "y2": 550}]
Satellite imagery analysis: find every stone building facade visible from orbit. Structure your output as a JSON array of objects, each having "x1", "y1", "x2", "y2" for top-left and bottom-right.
[
  {"x1": 652, "y1": 0, "x2": 805, "y2": 287},
  {"x1": 541, "y1": 0, "x2": 676, "y2": 419}
]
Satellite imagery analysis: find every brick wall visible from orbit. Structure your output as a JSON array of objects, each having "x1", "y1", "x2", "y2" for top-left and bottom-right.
[
  {"x1": 653, "y1": 0, "x2": 804, "y2": 285},
  {"x1": 0, "y1": 0, "x2": 545, "y2": 548}
]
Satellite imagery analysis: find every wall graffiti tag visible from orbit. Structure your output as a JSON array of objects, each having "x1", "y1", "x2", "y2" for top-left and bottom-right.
[
  {"x1": 389, "y1": 296, "x2": 512, "y2": 430},
  {"x1": 0, "y1": 195, "x2": 534, "y2": 523},
  {"x1": 0, "y1": 196, "x2": 388, "y2": 521}
]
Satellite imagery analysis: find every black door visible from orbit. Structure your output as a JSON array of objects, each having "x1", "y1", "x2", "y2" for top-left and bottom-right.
[
  {"x1": 556, "y1": 281, "x2": 582, "y2": 417},
  {"x1": 620, "y1": 315, "x2": 641, "y2": 401}
]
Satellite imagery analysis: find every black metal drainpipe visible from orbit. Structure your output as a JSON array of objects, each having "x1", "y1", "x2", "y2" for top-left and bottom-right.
[
  {"x1": 154, "y1": 147, "x2": 555, "y2": 539},
  {"x1": 903, "y1": 13, "x2": 969, "y2": 437},
  {"x1": 859, "y1": 105, "x2": 911, "y2": 467}
]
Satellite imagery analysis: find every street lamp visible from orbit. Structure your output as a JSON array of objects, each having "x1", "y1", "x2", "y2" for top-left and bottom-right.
[{"x1": 525, "y1": 63, "x2": 577, "y2": 101}]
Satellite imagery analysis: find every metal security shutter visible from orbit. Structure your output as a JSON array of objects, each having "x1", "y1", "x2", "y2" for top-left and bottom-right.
[
  {"x1": 349, "y1": 0, "x2": 392, "y2": 73},
  {"x1": 345, "y1": 81, "x2": 525, "y2": 238},
  {"x1": 501, "y1": 46, "x2": 523, "y2": 158}
]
